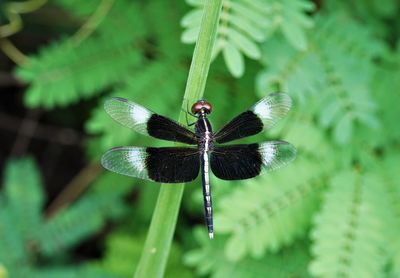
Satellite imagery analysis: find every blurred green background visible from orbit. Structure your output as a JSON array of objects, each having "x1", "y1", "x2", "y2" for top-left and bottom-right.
[{"x1": 0, "y1": 0, "x2": 400, "y2": 277}]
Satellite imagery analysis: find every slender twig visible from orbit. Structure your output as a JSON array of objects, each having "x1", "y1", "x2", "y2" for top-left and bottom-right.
[
  {"x1": 0, "y1": 0, "x2": 47, "y2": 38},
  {"x1": 0, "y1": 71, "x2": 23, "y2": 86},
  {"x1": 0, "y1": 0, "x2": 48, "y2": 64},
  {"x1": 0, "y1": 112, "x2": 85, "y2": 146},
  {"x1": 133, "y1": 1, "x2": 223, "y2": 277},
  {"x1": 0, "y1": 10, "x2": 23, "y2": 38},
  {"x1": 10, "y1": 109, "x2": 41, "y2": 157},
  {"x1": 0, "y1": 38, "x2": 28, "y2": 65}
]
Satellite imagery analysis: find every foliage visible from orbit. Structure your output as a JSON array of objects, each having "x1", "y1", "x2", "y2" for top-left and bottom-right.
[
  {"x1": 257, "y1": 13, "x2": 385, "y2": 145},
  {"x1": 185, "y1": 227, "x2": 311, "y2": 278},
  {"x1": 182, "y1": 0, "x2": 314, "y2": 77},
  {"x1": 310, "y1": 171, "x2": 387, "y2": 277},
  {"x1": 2, "y1": 0, "x2": 400, "y2": 277},
  {"x1": 88, "y1": 231, "x2": 195, "y2": 278},
  {"x1": 213, "y1": 120, "x2": 332, "y2": 261},
  {"x1": 0, "y1": 157, "x2": 133, "y2": 277}
]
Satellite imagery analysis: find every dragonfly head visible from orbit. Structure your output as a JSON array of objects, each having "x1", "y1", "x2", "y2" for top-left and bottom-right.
[{"x1": 191, "y1": 100, "x2": 212, "y2": 115}]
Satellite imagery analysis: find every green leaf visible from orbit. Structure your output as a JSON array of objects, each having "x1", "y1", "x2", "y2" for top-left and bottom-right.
[
  {"x1": 333, "y1": 113, "x2": 353, "y2": 145},
  {"x1": 223, "y1": 41, "x2": 244, "y2": 77},
  {"x1": 228, "y1": 11, "x2": 267, "y2": 42},
  {"x1": 181, "y1": 26, "x2": 201, "y2": 44},
  {"x1": 181, "y1": 9, "x2": 203, "y2": 28},
  {"x1": 227, "y1": 28, "x2": 261, "y2": 59},
  {"x1": 319, "y1": 100, "x2": 342, "y2": 128},
  {"x1": 280, "y1": 0, "x2": 314, "y2": 51}
]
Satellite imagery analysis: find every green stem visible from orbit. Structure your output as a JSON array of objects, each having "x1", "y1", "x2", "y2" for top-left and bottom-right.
[
  {"x1": 0, "y1": 38, "x2": 28, "y2": 65},
  {"x1": 71, "y1": 0, "x2": 115, "y2": 46},
  {"x1": 133, "y1": 1, "x2": 222, "y2": 277}
]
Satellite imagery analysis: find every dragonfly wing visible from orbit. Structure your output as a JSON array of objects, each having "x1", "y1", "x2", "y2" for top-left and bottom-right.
[
  {"x1": 214, "y1": 93, "x2": 292, "y2": 143},
  {"x1": 101, "y1": 146, "x2": 200, "y2": 183},
  {"x1": 104, "y1": 97, "x2": 198, "y2": 144},
  {"x1": 210, "y1": 141, "x2": 296, "y2": 180}
]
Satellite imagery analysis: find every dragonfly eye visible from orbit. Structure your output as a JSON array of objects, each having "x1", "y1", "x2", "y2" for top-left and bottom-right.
[{"x1": 191, "y1": 100, "x2": 213, "y2": 115}]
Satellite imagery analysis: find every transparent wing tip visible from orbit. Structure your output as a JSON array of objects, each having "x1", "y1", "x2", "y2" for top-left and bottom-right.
[{"x1": 259, "y1": 141, "x2": 297, "y2": 171}]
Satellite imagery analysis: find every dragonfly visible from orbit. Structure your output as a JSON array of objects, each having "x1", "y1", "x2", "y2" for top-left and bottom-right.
[{"x1": 101, "y1": 92, "x2": 296, "y2": 239}]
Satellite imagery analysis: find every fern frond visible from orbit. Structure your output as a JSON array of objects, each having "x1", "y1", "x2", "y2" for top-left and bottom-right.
[
  {"x1": 0, "y1": 157, "x2": 137, "y2": 275},
  {"x1": 182, "y1": 0, "x2": 314, "y2": 77},
  {"x1": 34, "y1": 193, "x2": 121, "y2": 256},
  {"x1": 3, "y1": 157, "x2": 44, "y2": 240},
  {"x1": 16, "y1": 1, "x2": 146, "y2": 108},
  {"x1": 278, "y1": 0, "x2": 315, "y2": 50},
  {"x1": 33, "y1": 172, "x2": 133, "y2": 256},
  {"x1": 256, "y1": 35, "x2": 325, "y2": 104},
  {"x1": 258, "y1": 13, "x2": 385, "y2": 144},
  {"x1": 0, "y1": 206, "x2": 29, "y2": 268},
  {"x1": 213, "y1": 119, "x2": 331, "y2": 261},
  {"x1": 184, "y1": 227, "x2": 311, "y2": 278},
  {"x1": 309, "y1": 171, "x2": 387, "y2": 277},
  {"x1": 215, "y1": 157, "x2": 325, "y2": 261},
  {"x1": 0, "y1": 157, "x2": 45, "y2": 270},
  {"x1": 17, "y1": 37, "x2": 140, "y2": 108},
  {"x1": 182, "y1": 0, "x2": 267, "y2": 77},
  {"x1": 378, "y1": 153, "x2": 400, "y2": 276},
  {"x1": 313, "y1": 14, "x2": 384, "y2": 144}
]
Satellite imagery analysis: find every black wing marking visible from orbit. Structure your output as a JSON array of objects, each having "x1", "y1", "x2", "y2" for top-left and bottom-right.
[
  {"x1": 101, "y1": 146, "x2": 200, "y2": 183},
  {"x1": 213, "y1": 111, "x2": 263, "y2": 144},
  {"x1": 104, "y1": 97, "x2": 198, "y2": 144},
  {"x1": 214, "y1": 93, "x2": 292, "y2": 143},
  {"x1": 210, "y1": 141, "x2": 296, "y2": 180}
]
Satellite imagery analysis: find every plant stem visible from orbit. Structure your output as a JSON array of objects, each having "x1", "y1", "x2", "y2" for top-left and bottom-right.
[
  {"x1": 0, "y1": 39, "x2": 28, "y2": 65},
  {"x1": 133, "y1": 1, "x2": 222, "y2": 277},
  {"x1": 71, "y1": 0, "x2": 115, "y2": 46}
]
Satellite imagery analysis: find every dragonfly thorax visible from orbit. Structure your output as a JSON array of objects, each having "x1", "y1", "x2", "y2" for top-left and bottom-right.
[{"x1": 195, "y1": 115, "x2": 214, "y2": 153}]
